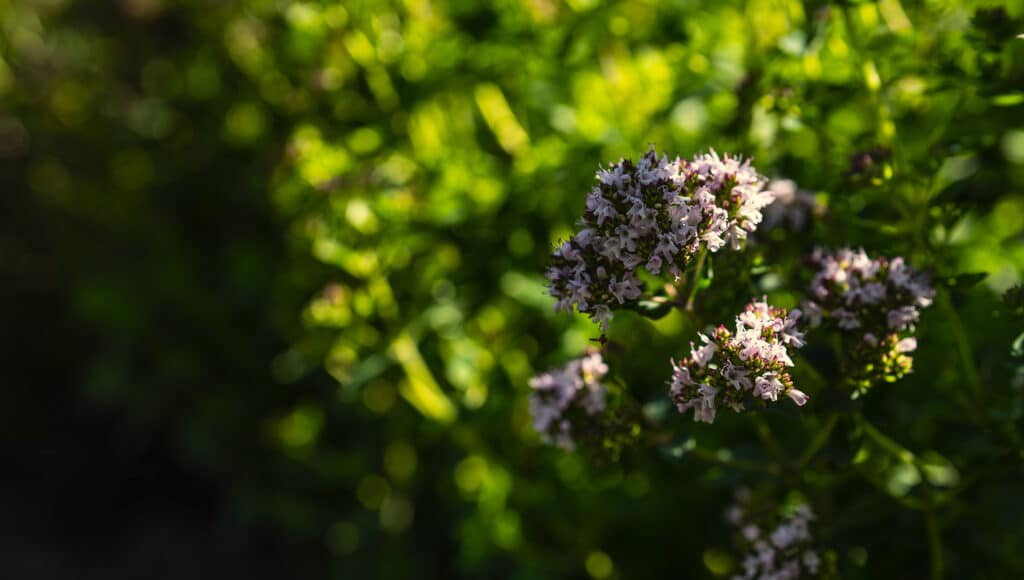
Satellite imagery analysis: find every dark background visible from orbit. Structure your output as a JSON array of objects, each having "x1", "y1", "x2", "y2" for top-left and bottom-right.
[{"x1": 2, "y1": 0, "x2": 1024, "y2": 578}]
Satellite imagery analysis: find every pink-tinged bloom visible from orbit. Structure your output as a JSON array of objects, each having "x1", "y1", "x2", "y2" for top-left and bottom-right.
[
  {"x1": 742, "y1": 525, "x2": 760, "y2": 542},
  {"x1": 754, "y1": 373, "x2": 785, "y2": 402},
  {"x1": 723, "y1": 362, "x2": 753, "y2": 390},
  {"x1": 896, "y1": 337, "x2": 917, "y2": 353},
  {"x1": 668, "y1": 297, "x2": 808, "y2": 423},
  {"x1": 528, "y1": 352, "x2": 610, "y2": 449},
  {"x1": 546, "y1": 148, "x2": 772, "y2": 331},
  {"x1": 803, "y1": 247, "x2": 933, "y2": 389},
  {"x1": 727, "y1": 497, "x2": 822, "y2": 580},
  {"x1": 694, "y1": 384, "x2": 719, "y2": 423},
  {"x1": 787, "y1": 389, "x2": 810, "y2": 406},
  {"x1": 887, "y1": 305, "x2": 919, "y2": 331},
  {"x1": 691, "y1": 334, "x2": 717, "y2": 367}
]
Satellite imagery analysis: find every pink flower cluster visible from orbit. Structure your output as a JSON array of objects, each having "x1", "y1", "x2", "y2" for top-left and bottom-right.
[
  {"x1": 727, "y1": 494, "x2": 822, "y2": 580},
  {"x1": 546, "y1": 149, "x2": 773, "y2": 330},
  {"x1": 803, "y1": 247, "x2": 934, "y2": 387},
  {"x1": 528, "y1": 352, "x2": 609, "y2": 450},
  {"x1": 669, "y1": 297, "x2": 808, "y2": 423},
  {"x1": 804, "y1": 247, "x2": 933, "y2": 331}
]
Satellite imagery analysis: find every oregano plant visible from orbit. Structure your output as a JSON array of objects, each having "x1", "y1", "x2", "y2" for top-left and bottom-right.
[{"x1": 532, "y1": 150, "x2": 945, "y2": 579}]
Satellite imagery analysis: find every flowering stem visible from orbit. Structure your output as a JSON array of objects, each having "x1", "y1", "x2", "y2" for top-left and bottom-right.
[
  {"x1": 860, "y1": 417, "x2": 946, "y2": 580},
  {"x1": 750, "y1": 414, "x2": 788, "y2": 463},
  {"x1": 690, "y1": 447, "x2": 780, "y2": 475},
  {"x1": 857, "y1": 471, "x2": 927, "y2": 511},
  {"x1": 937, "y1": 290, "x2": 981, "y2": 398},
  {"x1": 859, "y1": 418, "x2": 916, "y2": 464},
  {"x1": 684, "y1": 247, "x2": 708, "y2": 311},
  {"x1": 936, "y1": 292, "x2": 1022, "y2": 446},
  {"x1": 796, "y1": 412, "x2": 840, "y2": 470},
  {"x1": 924, "y1": 502, "x2": 945, "y2": 580}
]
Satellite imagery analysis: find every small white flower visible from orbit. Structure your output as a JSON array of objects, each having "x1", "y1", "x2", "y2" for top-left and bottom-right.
[
  {"x1": 787, "y1": 388, "x2": 810, "y2": 406},
  {"x1": 580, "y1": 387, "x2": 606, "y2": 415},
  {"x1": 887, "y1": 305, "x2": 919, "y2": 331},
  {"x1": 754, "y1": 373, "x2": 785, "y2": 402},
  {"x1": 770, "y1": 521, "x2": 801, "y2": 549},
  {"x1": 723, "y1": 362, "x2": 753, "y2": 391},
  {"x1": 833, "y1": 307, "x2": 861, "y2": 330},
  {"x1": 725, "y1": 505, "x2": 744, "y2": 525},
  {"x1": 896, "y1": 337, "x2": 917, "y2": 353},
  {"x1": 755, "y1": 540, "x2": 775, "y2": 568},
  {"x1": 592, "y1": 305, "x2": 613, "y2": 332},
  {"x1": 694, "y1": 383, "x2": 718, "y2": 423},
  {"x1": 802, "y1": 550, "x2": 821, "y2": 574},
  {"x1": 691, "y1": 334, "x2": 718, "y2": 368},
  {"x1": 554, "y1": 420, "x2": 575, "y2": 450},
  {"x1": 528, "y1": 352, "x2": 610, "y2": 449},
  {"x1": 586, "y1": 190, "x2": 619, "y2": 225},
  {"x1": 742, "y1": 524, "x2": 760, "y2": 541}
]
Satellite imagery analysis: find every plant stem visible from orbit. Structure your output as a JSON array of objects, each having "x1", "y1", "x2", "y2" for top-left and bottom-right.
[
  {"x1": 859, "y1": 417, "x2": 946, "y2": 579},
  {"x1": 937, "y1": 289, "x2": 982, "y2": 398},
  {"x1": 690, "y1": 447, "x2": 780, "y2": 475},
  {"x1": 797, "y1": 413, "x2": 840, "y2": 469},
  {"x1": 685, "y1": 248, "x2": 708, "y2": 311},
  {"x1": 935, "y1": 292, "x2": 1022, "y2": 445},
  {"x1": 924, "y1": 498, "x2": 946, "y2": 580},
  {"x1": 794, "y1": 353, "x2": 829, "y2": 390},
  {"x1": 860, "y1": 418, "x2": 916, "y2": 464},
  {"x1": 751, "y1": 414, "x2": 788, "y2": 463}
]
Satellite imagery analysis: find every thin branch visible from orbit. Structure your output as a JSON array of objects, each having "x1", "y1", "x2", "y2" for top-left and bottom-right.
[
  {"x1": 797, "y1": 412, "x2": 840, "y2": 470},
  {"x1": 750, "y1": 414, "x2": 788, "y2": 463},
  {"x1": 937, "y1": 289, "x2": 982, "y2": 398},
  {"x1": 689, "y1": 447, "x2": 780, "y2": 476},
  {"x1": 860, "y1": 417, "x2": 946, "y2": 580},
  {"x1": 924, "y1": 496, "x2": 946, "y2": 580},
  {"x1": 684, "y1": 247, "x2": 708, "y2": 311}
]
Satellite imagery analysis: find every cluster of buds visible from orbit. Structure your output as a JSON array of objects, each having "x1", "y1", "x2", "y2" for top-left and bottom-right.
[
  {"x1": 528, "y1": 351, "x2": 609, "y2": 450},
  {"x1": 669, "y1": 297, "x2": 808, "y2": 423},
  {"x1": 803, "y1": 248, "x2": 934, "y2": 389},
  {"x1": 726, "y1": 493, "x2": 823, "y2": 580},
  {"x1": 546, "y1": 149, "x2": 773, "y2": 330}
]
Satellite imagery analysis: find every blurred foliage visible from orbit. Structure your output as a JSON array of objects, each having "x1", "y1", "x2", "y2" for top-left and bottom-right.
[{"x1": 3, "y1": 0, "x2": 1024, "y2": 578}]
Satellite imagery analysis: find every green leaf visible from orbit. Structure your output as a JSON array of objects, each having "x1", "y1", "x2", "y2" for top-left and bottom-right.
[
  {"x1": 389, "y1": 331, "x2": 457, "y2": 423},
  {"x1": 1003, "y1": 284, "x2": 1024, "y2": 317},
  {"x1": 1011, "y1": 330, "x2": 1024, "y2": 358},
  {"x1": 632, "y1": 299, "x2": 673, "y2": 320},
  {"x1": 944, "y1": 272, "x2": 988, "y2": 291},
  {"x1": 919, "y1": 451, "x2": 961, "y2": 488},
  {"x1": 992, "y1": 93, "x2": 1024, "y2": 107},
  {"x1": 698, "y1": 256, "x2": 714, "y2": 289},
  {"x1": 642, "y1": 399, "x2": 671, "y2": 424}
]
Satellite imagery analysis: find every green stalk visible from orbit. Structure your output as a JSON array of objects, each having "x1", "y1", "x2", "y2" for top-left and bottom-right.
[
  {"x1": 936, "y1": 290, "x2": 982, "y2": 398},
  {"x1": 751, "y1": 414, "x2": 788, "y2": 463},
  {"x1": 925, "y1": 503, "x2": 946, "y2": 580},
  {"x1": 797, "y1": 413, "x2": 840, "y2": 470},
  {"x1": 860, "y1": 417, "x2": 945, "y2": 580},
  {"x1": 684, "y1": 247, "x2": 708, "y2": 311},
  {"x1": 690, "y1": 447, "x2": 780, "y2": 475}
]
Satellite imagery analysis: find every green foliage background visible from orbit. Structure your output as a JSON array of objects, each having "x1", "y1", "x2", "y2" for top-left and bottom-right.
[{"x1": 3, "y1": 0, "x2": 1024, "y2": 577}]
